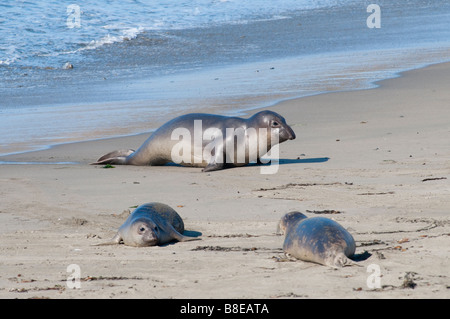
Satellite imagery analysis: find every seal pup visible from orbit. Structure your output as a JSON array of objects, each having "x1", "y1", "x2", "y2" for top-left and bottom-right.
[
  {"x1": 97, "y1": 202, "x2": 200, "y2": 247},
  {"x1": 91, "y1": 110, "x2": 295, "y2": 172},
  {"x1": 278, "y1": 212, "x2": 356, "y2": 268}
]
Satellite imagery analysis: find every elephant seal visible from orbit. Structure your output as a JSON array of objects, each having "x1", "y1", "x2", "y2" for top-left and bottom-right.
[
  {"x1": 278, "y1": 212, "x2": 356, "y2": 268},
  {"x1": 91, "y1": 110, "x2": 295, "y2": 172},
  {"x1": 98, "y1": 202, "x2": 200, "y2": 247}
]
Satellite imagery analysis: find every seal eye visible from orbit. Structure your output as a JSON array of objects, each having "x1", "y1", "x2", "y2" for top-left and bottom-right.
[
  {"x1": 138, "y1": 226, "x2": 146, "y2": 233},
  {"x1": 271, "y1": 120, "x2": 280, "y2": 127}
]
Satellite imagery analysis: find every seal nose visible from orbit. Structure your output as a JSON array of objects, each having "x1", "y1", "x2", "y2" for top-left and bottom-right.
[{"x1": 287, "y1": 125, "x2": 296, "y2": 140}]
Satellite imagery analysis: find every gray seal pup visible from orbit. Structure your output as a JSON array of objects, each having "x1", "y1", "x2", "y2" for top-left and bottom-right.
[
  {"x1": 98, "y1": 202, "x2": 200, "y2": 247},
  {"x1": 278, "y1": 212, "x2": 356, "y2": 268},
  {"x1": 91, "y1": 110, "x2": 295, "y2": 172}
]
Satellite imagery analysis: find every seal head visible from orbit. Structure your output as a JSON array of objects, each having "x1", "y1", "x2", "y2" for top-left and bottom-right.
[
  {"x1": 276, "y1": 211, "x2": 307, "y2": 235},
  {"x1": 121, "y1": 217, "x2": 160, "y2": 246},
  {"x1": 249, "y1": 110, "x2": 296, "y2": 144}
]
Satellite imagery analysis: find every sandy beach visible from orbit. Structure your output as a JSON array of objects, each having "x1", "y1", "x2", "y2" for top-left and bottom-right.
[{"x1": 0, "y1": 61, "x2": 449, "y2": 299}]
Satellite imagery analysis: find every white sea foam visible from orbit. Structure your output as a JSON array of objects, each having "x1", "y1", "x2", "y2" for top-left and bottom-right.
[
  {"x1": 0, "y1": 58, "x2": 15, "y2": 65},
  {"x1": 77, "y1": 26, "x2": 145, "y2": 52}
]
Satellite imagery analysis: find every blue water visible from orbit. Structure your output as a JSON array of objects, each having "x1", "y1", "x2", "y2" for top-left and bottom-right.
[
  {"x1": 0, "y1": 0, "x2": 349, "y2": 68},
  {"x1": 0, "y1": 0, "x2": 450, "y2": 155}
]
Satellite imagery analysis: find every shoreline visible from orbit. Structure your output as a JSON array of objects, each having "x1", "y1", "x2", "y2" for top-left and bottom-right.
[
  {"x1": 0, "y1": 60, "x2": 449, "y2": 299},
  {"x1": 1, "y1": 58, "x2": 449, "y2": 162}
]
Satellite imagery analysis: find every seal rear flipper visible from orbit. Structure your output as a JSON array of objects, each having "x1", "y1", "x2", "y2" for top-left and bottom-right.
[
  {"x1": 178, "y1": 234, "x2": 202, "y2": 242},
  {"x1": 90, "y1": 149, "x2": 134, "y2": 165},
  {"x1": 171, "y1": 229, "x2": 202, "y2": 242}
]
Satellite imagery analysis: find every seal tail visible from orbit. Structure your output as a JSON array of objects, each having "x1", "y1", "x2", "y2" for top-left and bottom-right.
[{"x1": 90, "y1": 149, "x2": 135, "y2": 165}]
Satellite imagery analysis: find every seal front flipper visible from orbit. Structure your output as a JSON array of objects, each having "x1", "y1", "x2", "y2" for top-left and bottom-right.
[
  {"x1": 202, "y1": 149, "x2": 226, "y2": 172},
  {"x1": 90, "y1": 149, "x2": 135, "y2": 165},
  {"x1": 92, "y1": 233, "x2": 123, "y2": 246},
  {"x1": 331, "y1": 253, "x2": 362, "y2": 268},
  {"x1": 202, "y1": 161, "x2": 225, "y2": 172}
]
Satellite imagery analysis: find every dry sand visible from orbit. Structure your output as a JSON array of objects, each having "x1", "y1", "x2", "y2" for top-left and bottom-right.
[{"x1": 0, "y1": 62, "x2": 449, "y2": 299}]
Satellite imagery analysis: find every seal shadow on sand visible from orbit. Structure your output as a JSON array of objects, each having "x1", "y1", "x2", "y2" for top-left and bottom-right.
[
  {"x1": 277, "y1": 157, "x2": 330, "y2": 165},
  {"x1": 351, "y1": 251, "x2": 372, "y2": 262},
  {"x1": 164, "y1": 157, "x2": 330, "y2": 169},
  {"x1": 249, "y1": 157, "x2": 330, "y2": 167}
]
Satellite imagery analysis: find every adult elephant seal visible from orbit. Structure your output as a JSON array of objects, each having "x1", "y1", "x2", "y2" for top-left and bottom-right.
[
  {"x1": 97, "y1": 202, "x2": 200, "y2": 247},
  {"x1": 91, "y1": 110, "x2": 296, "y2": 172},
  {"x1": 278, "y1": 212, "x2": 356, "y2": 268}
]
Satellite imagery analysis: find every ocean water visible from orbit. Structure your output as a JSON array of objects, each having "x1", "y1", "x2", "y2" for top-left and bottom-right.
[
  {"x1": 0, "y1": 0, "x2": 449, "y2": 156},
  {"x1": 0, "y1": 0, "x2": 350, "y2": 69}
]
